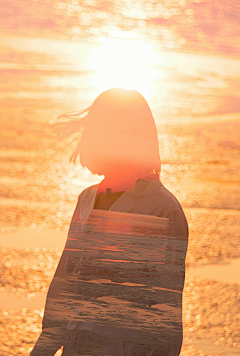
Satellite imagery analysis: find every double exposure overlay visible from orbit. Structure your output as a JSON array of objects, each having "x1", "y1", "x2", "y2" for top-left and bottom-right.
[
  {"x1": 30, "y1": 88, "x2": 188, "y2": 355},
  {"x1": 0, "y1": 1, "x2": 240, "y2": 356}
]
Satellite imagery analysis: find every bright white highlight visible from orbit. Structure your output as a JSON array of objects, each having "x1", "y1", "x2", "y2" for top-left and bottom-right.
[{"x1": 90, "y1": 37, "x2": 158, "y2": 97}]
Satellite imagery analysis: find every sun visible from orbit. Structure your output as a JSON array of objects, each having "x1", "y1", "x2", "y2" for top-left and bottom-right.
[{"x1": 89, "y1": 36, "x2": 157, "y2": 97}]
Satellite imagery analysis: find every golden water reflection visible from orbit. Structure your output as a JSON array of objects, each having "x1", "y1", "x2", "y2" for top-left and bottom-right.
[
  {"x1": 1, "y1": 242, "x2": 240, "y2": 355},
  {"x1": 1, "y1": 2, "x2": 240, "y2": 353}
]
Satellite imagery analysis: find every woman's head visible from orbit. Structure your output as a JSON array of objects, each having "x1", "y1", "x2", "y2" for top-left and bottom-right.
[{"x1": 55, "y1": 88, "x2": 160, "y2": 182}]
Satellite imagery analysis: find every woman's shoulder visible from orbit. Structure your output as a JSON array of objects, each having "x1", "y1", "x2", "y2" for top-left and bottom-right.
[
  {"x1": 156, "y1": 184, "x2": 183, "y2": 210},
  {"x1": 144, "y1": 180, "x2": 182, "y2": 211},
  {"x1": 155, "y1": 184, "x2": 188, "y2": 236},
  {"x1": 77, "y1": 184, "x2": 99, "y2": 202}
]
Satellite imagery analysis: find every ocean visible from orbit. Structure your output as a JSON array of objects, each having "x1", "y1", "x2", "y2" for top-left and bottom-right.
[{"x1": 0, "y1": 0, "x2": 240, "y2": 355}]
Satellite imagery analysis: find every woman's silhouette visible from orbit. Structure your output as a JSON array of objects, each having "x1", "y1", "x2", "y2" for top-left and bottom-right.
[{"x1": 31, "y1": 88, "x2": 188, "y2": 356}]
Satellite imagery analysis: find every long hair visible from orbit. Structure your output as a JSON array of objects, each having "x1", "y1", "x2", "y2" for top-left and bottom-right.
[{"x1": 53, "y1": 88, "x2": 161, "y2": 178}]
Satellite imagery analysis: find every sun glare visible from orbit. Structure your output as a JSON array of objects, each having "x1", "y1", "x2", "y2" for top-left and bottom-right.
[{"x1": 89, "y1": 37, "x2": 158, "y2": 97}]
